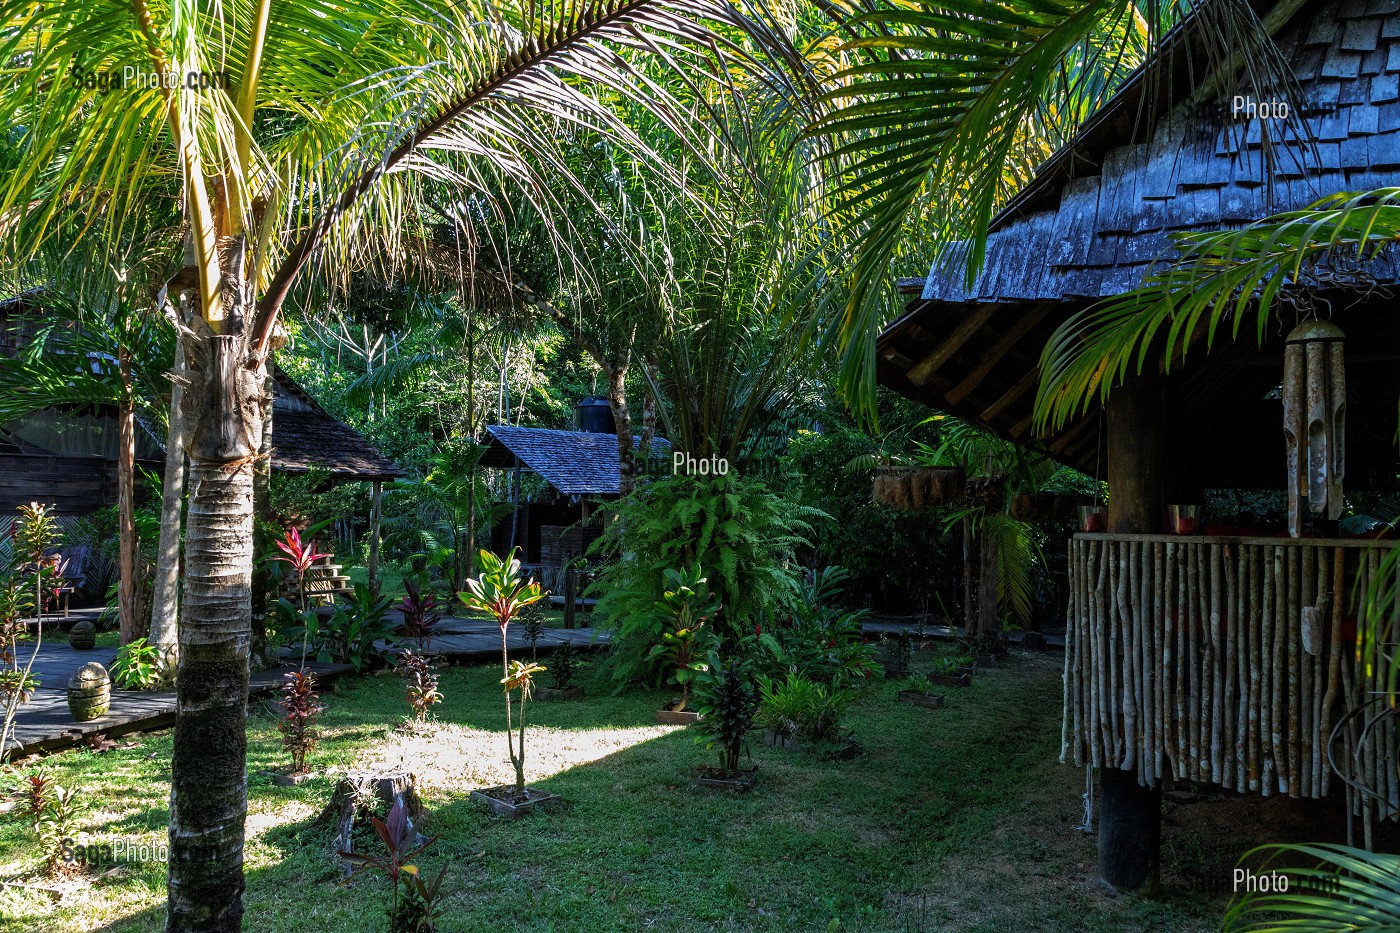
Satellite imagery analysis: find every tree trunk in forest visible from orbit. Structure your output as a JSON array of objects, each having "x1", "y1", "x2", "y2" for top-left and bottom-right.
[
  {"x1": 249, "y1": 369, "x2": 275, "y2": 668},
  {"x1": 607, "y1": 360, "x2": 636, "y2": 497},
  {"x1": 167, "y1": 332, "x2": 265, "y2": 933},
  {"x1": 150, "y1": 330, "x2": 188, "y2": 663},
  {"x1": 977, "y1": 526, "x2": 1000, "y2": 648},
  {"x1": 963, "y1": 519, "x2": 976, "y2": 638},
  {"x1": 368, "y1": 481, "x2": 382, "y2": 604},
  {"x1": 639, "y1": 356, "x2": 658, "y2": 470},
  {"x1": 117, "y1": 349, "x2": 141, "y2": 644}
]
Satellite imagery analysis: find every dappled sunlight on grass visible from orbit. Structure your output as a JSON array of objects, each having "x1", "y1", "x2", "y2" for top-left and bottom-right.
[{"x1": 353, "y1": 718, "x2": 682, "y2": 792}]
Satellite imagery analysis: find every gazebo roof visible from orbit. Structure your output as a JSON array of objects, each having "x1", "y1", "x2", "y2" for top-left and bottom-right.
[
  {"x1": 877, "y1": 0, "x2": 1400, "y2": 487},
  {"x1": 481, "y1": 425, "x2": 672, "y2": 496},
  {"x1": 270, "y1": 372, "x2": 404, "y2": 482}
]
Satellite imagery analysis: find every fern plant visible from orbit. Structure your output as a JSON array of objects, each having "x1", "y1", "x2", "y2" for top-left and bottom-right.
[{"x1": 590, "y1": 473, "x2": 826, "y2": 683}]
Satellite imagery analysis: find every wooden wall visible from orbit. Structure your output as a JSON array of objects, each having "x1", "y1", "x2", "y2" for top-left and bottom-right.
[{"x1": 0, "y1": 453, "x2": 160, "y2": 514}]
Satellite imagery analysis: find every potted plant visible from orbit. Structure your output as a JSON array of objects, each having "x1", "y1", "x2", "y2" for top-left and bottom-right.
[
  {"x1": 649, "y1": 567, "x2": 718, "y2": 724},
  {"x1": 694, "y1": 659, "x2": 759, "y2": 791},
  {"x1": 898, "y1": 674, "x2": 945, "y2": 709},
  {"x1": 536, "y1": 641, "x2": 583, "y2": 701},
  {"x1": 461, "y1": 550, "x2": 560, "y2": 817},
  {"x1": 930, "y1": 655, "x2": 974, "y2": 688}
]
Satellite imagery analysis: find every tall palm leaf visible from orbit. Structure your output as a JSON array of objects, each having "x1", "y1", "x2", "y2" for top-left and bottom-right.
[
  {"x1": 1223, "y1": 843, "x2": 1400, "y2": 932},
  {"x1": 1033, "y1": 188, "x2": 1400, "y2": 433},
  {"x1": 802, "y1": 0, "x2": 1294, "y2": 420}
]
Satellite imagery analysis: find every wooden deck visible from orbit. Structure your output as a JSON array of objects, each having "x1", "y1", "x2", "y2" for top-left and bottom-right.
[{"x1": 5, "y1": 638, "x2": 353, "y2": 760}]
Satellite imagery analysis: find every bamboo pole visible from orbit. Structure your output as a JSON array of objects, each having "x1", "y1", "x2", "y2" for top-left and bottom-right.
[
  {"x1": 1140, "y1": 540, "x2": 1154, "y2": 785},
  {"x1": 1190, "y1": 544, "x2": 1204, "y2": 779},
  {"x1": 1261, "y1": 547, "x2": 1275, "y2": 795},
  {"x1": 1300, "y1": 546, "x2": 1315, "y2": 798},
  {"x1": 1272, "y1": 546, "x2": 1287, "y2": 795},
  {"x1": 1365, "y1": 550, "x2": 1379, "y2": 823},
  {"x1": 1246, "y1": 545, "x2": 1260, "y2": 790},
  {"x1": 1209, "y1": 543, "x2": 1224, "y2": 784},
  {"x1": 1118, "y1": 541, "x2": 1137, "y2": 771},
  {"x1": 1063, "y1": 539, "x2": 1078, "y2": 766},
  {"x1": 1174, "y1": 542, "x2": 1188, "y2": 778},
  {"x1": 1108, "y1": 535, "x2": 1120, "y2": 767},
  {"x1": 1287, "y1": 545, "x2": 1301, "y2": 797},
  {"x1": 1320, "y1": 548, "x2": 1344, "y2": 797},
  {"x1": 1226, "y1": 540, "x2": 1237, "y2": 790},
  {"x1": 1154, "y1": 541, "x2": 1166, "y2": 782},
  {"x1": 1092, "y1": 540, "x2": 1103, "y2": 767}
]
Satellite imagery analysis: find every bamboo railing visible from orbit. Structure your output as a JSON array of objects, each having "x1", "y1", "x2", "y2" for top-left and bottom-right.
[{"x1": 1064, "y1": 533, "x2": 1399, "y2": 820}]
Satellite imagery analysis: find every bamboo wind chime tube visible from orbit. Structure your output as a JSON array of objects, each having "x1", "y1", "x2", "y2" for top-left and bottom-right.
[{"x1": 1117, "y1": 541, "x2": 1136, "y2": 770}]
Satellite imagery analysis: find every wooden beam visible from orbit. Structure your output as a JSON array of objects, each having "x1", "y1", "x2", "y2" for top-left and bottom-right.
[
  {"x1": 907, "y1": 303, "x2": 1002, "y2": 387},
  {"x1": 945, "y1": 304, "x2": 1053, "y2": 406},
  {"x1": 980, "y1": 368, "x2": 1040, "y2": 423}
]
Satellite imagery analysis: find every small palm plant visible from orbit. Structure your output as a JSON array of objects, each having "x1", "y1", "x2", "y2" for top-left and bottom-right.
[
  {"x1": 461, "y1": 550, "x2": 545, "y2": 796},
  {"x1": 648, "y1": 567, "x2": 720, "y2": 712}
]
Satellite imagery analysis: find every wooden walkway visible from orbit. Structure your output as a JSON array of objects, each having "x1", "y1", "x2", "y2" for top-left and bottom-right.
[
  {"x1": 5, "y1": 638, "x2": 353, "y2": 760},
  {"x1": 410, "y1": 614, "x2": 609, "y2": 663}
]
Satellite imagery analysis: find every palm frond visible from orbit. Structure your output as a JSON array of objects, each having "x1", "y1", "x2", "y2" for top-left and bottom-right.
[
  {"x1": 1034, "y1": 188, "x2": 1400, "y2": 433},
  {"x1": 1223, "y1": 843, "x2": 1400, "y2": 932}
]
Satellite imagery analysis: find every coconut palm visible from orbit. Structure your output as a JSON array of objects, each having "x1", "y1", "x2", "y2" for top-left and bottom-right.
[{"x1": 0, "y1": 0, "x2": 814, "y2": 926}]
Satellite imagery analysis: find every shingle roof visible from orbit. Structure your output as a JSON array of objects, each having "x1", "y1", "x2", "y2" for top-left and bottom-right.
[
  {"x1": 481, "y1": 425, "x2": 673, "y2": 496},
  {"x1": 919, "y1": 0, "x2": 1400, "y2": 305},
  {"x1": 271, "y1": 372, "x2": 403, "y2": 481},
  {"x1": 876, "y1": 0, "x2": 1400, "y2": 487}
]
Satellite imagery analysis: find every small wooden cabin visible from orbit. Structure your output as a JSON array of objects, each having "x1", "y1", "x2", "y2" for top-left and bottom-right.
[
  {"x1": 877, "y1": 0, "x2": 1400, "y2": 891},
  {"x1": 481, "y1": 423, "x2": 672, "y2": 595}
]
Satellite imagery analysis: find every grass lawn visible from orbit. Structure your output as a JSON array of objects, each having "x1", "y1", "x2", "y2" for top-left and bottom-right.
[{"x1": 2, "y1": 648, "x2": 1282, "y2": 932}]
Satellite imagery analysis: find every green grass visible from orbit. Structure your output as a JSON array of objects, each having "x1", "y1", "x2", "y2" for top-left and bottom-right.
[{"x1": 0, "y1": 650, "x2": 1233, "y2": 932}]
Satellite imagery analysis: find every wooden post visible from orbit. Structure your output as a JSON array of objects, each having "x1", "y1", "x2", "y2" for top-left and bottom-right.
[
  {"x1": 368, "y1": 480, "x2": 382, "y2": 604},
  {"x1": 1098, "y1": 375, "x2": 1164, "y2": 894}
]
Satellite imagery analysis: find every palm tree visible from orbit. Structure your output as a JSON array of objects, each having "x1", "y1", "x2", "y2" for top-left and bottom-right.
[{"x1": 0, "y1": 1, "x2": 811, "y2": 926}]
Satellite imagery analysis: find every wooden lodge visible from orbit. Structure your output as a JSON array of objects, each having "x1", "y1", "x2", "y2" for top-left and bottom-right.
[
  {"x1": 481, "y1": 420, "x2": 671, "y2": 603},
  {"x1": 877, "y1": 0, "x2": 1400, "y2": 890},
  {"x1": 0, "y1": 292, "x2": 402, "y2": 599}
]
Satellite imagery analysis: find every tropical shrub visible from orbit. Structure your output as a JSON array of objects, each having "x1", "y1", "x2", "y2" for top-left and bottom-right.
[
  {"x1": 646, "y1": 567, "x2": 720, "y2": 710},
  {"x1": 548, "y1": 641, "x2": 579, "y2": 691},
  {"x1": 278, "y1": 669, "x2": 323, "y2": 774},
  {"x1": 339, "y1": 798, "x2": 446, "y2": 933},
  {"x1": 931, "y1": 655, "x2": 973, "y2": 676},
  {"x1": 744, "y1": 567, "x2": 880, "y2": 688},
  {"x1": 110, "y1": 637, "x2": 166, "y2": 690},
  {"x1": 395, "y1": 580, "x2": 442, "y2": 650},
  {"x1": 590, "y1": 473, "x2": 825, "y2": 682},
  {"x1": 461, "y1": 549, "x2": 546, "y2": 795},
  {"x1": 903, "y1": 674, "x2": 936, "y2": 696},
  {"x1": 518, "y1": 599, "x2": 548, "y2": 660},
  {"x1": 1, "y1": 503, "x2": 56, "y2": 760},
  {"x1": 695, "y1": 658, "x2": 759, "y2": 775},
  {"x1": 289, "y1": 583, "x2": 397, "y2": 672},
  {"x1": 399, "y1": 650, "x2": 442, "y2": 723},
  {"x1": 757, "y1": 672, "x2": 854, "y2": 742},
  {"x1": 13, "y1": 771, "x2": 86, "y2": 876}
]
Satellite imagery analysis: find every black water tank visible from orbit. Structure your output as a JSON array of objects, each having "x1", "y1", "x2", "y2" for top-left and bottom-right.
[{"x1": 574, "y1": 396, "x2": 615, "y2": 434}]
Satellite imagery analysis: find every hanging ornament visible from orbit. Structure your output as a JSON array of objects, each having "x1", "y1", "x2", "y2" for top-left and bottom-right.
[{"x1": 1282, "y1": 320, "x2": 1346, "y2": 537}]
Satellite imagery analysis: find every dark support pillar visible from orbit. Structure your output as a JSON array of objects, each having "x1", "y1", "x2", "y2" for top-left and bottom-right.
[{"x1": 1099, "y1": 375, "x2": 1164, "y2": 894}]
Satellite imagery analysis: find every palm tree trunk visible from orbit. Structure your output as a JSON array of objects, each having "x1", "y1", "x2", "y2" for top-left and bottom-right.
[
  {"x1": 117, "y1": 351, "x2": 141, "y2": 644},
  {"x1": 167, "y1": 335, "x2": 263, "y2": 933},
  {"x1": 977, "y1": 525, "x2": 999, "y2": 647},
  {"x1": 150, "y1": 309, "x2": 189, "y2": 663},
  {"x1": 607, "y1": 360, "x2": 636, "y2": 496}
]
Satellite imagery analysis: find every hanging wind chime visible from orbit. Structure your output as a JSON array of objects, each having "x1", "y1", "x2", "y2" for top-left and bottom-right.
[{"x1": 1282, "y1": 319, "x2": 1346, "y2": 537}]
